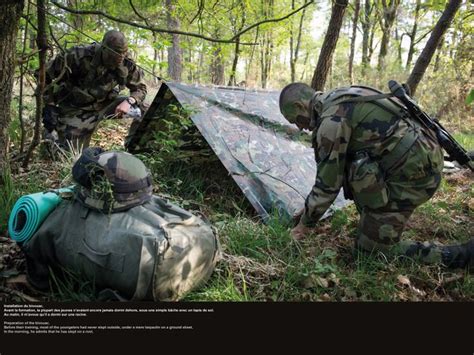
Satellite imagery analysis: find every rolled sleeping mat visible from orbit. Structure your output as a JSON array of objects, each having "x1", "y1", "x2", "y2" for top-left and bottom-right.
[{"x1": 8, "y1": 187, "x2": 74, "y2": 243}]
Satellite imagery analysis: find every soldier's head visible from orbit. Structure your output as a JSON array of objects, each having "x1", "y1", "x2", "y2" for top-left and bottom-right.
[
  {"x1": 72, "y1": 147, "x2": 153, "y2": 212},
  {"x1": 279, "y1": 82, "x2": 319, "y2": 131},
  {"x1": 101, "y1": 30, "x2": 128, "y2": 69}
]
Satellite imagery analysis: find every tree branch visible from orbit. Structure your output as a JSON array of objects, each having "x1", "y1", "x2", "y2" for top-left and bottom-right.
[{"x1": 49, "y1": 0, "x2": 314, "y2": 45}]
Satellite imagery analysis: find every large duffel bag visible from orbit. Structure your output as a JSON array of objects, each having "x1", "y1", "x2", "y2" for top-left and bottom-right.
[{"x1": 23, "y1": 194, "x2": 220, "y2": 301}]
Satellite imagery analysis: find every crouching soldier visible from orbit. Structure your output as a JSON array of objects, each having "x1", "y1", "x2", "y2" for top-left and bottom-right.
[
  {"x1": 279, "y1": 82, "x2": 473, "y2": 269},
  {"x1": 23, "y1": 148, "x2": 220, "y2": 300},
  {"x1": 42, "y1": 30, "x2": 147, "y2": 151}
]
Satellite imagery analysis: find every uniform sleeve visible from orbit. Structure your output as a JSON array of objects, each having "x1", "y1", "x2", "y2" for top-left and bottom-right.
[
  {"x1": 126, "y1": 61, "x2": 147, "y2": 104},
  {"x1": 300, "y1": 104, "x2": 352, "y2": 227}
]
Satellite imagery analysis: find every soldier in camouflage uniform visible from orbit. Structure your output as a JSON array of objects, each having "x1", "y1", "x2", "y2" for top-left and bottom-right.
[
  {"x1": 279, "y1": 82, "x2": 473, "y2": 268},
  {"x1": 42, "y1": 30, "x2": 147, "y2": 150}
]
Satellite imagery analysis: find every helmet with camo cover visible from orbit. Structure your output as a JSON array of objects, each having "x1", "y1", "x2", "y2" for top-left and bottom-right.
[{"x1": 72, "y1": 147, "x2": 153, "y2": 212}]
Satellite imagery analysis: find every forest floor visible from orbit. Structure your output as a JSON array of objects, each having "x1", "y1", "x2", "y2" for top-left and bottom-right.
[{"x1": 1, "y1": 117, "x2": 473, "y2": 302}]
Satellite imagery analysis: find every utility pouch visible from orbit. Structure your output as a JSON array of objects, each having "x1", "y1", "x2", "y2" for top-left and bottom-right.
[
  {"x1": 71, "y1": 87, "x2": 96, "y2": 106},
  {"x1": 349, "y1": 151, "x2": 389, "y2": 209}
]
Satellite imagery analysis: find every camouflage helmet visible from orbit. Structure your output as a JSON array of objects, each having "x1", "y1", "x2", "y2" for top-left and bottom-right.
[
  {"x1": 72, "y1": 147, "x2": 153, "y2": 212},
  {"x1": 279, "y1": 82, "x2": 318, "y2": 124}
]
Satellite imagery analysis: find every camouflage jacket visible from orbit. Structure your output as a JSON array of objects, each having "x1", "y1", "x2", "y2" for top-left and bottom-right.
[
  {"x1": 44, "y1": 43, "x2": 147, "y2": 110},
  {"x1": 300, "y1": 86, "x2": 443, "y2": 226}
]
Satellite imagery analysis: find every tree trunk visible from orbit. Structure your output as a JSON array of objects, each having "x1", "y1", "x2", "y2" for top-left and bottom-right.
[
  {"x1": 377, "y1": 0, "x2": 400, "y2": 71},
  {"x1": 361, "y1": 0, "x2": 371, "y2": 73},
  {"x1": 0, "y1": 0, "x2": 24, "y2": 174},
  {"x1": 406, "y1": 0, "x2": 462, "y2": 95},
  {"x1": 228, "y1": 38, "x2": 241, "y2": 86},
  {"x1": 210, "y1": 44, "x2": 225, "y2": 85},
  {"x1": 228, "y1": 0, "x2": 246, "y2": 86},
  {"x1": 152, "y1": 33, "x2": 159, "y2": 83},
  {"x1": 67, "y1": 0, "x2": 83, "y2": 43},
  {"x1": 245, "y1": 29, "x2": 259, "y2": 83},
  {"x1": 260, "y1": 32, "x2": 273, "y2": 89},
  {"x1": 166, "y1": 0, "x2": 182, "y2": 81},
  {"x1": 405, "y1": 0, "x2": 421, "y2": 70},
  {"x1": 349, "y1": 0, "x2": 360, "y2": 84},
  {"x1": 260, "y1": 0, "x2": 274, "y2": 89},
  {"x1": 290, "y1": 2, "x2": 306, "y2": 83},
  {"x1": 23, "y1": 0, "x2": 47, "y2": 168},
  {"x1": 311, "y1": 0, "x2": 348, "y2": 91},
  {"x1": 196, "y1": 43, "x2": 204, "y2": 83}
]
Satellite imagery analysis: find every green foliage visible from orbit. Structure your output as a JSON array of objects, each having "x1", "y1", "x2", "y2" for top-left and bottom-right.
[{"x1": 466, "y1": 89, "x2": 474, "y2": 106}]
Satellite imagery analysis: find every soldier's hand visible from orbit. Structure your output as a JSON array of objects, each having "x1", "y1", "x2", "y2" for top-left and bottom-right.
[
  {"x1": 290, "y1": 222, "x2": 311, "y2": 241},
  {"x1": 115, "y1": 99, "x2": 131, "y2": 117}
]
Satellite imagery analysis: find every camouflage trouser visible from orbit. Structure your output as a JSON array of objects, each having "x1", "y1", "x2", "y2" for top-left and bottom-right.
[
  {"x1": 53, "y1": 96, "x2": 127, "y2": 151},
  {"x1": 357, "y1": 206, "x2": 446, "y2": 264}
]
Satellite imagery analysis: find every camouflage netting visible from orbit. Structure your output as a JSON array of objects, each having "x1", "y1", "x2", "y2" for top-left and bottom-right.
[{"x1": 126, "y1": 82, "x2": 350, "y2": 221}]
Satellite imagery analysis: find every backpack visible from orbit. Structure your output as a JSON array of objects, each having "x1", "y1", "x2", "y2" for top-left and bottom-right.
[{"x1": 23, "y1": 194, "x2": 220, "y2": 301}]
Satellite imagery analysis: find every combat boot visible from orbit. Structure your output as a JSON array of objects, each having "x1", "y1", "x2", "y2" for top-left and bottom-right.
[{"x1": 441, "y1": 239, "x2": 474, "y2": 269}]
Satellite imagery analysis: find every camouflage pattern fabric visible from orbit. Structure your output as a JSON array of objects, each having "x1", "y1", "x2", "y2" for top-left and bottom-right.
[
  {"x1": 43, "y1": 42, "x2": 147, "y2": 149},
  {"x1": 302, "y1": 86, "x2": 447, "y2": 264},
  {"x1": 126, "y1": 82, "x2": 350, "y2": 221},
  {"x1": 72, "y1": 148, "x2": 153, "y2": 213}
]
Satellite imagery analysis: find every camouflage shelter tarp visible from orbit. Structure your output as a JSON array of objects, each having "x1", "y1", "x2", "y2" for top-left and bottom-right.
[{"x1": 126, "y1": 82, "x2": 349, "y2": 221}]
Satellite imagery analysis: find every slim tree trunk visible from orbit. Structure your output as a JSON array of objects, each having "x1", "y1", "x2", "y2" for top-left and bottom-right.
[
  {"x1": 361, "y1": 0, "x2": 371, "y2": 73},
  {"x1": 406, "y1": 0, "x2": 462, "y2": 95},
  {"x1": 228, "y1": 0, "x2": 246, "y2": 86},
  {"x1": 19, "y1": 1, "x2": 32, "y2": 154},
  {"x1": 67, "y1": 0, "x2": 83, "y2": 43},
  {"x1": 228, "y1": 38, "x2": 241, "y2": 86},
  {"x1": 196, "y1": 43, "x2": 204, "y2": 83},
  {"x1": 0, "y1": 0, "x2": 24, "y2": 174},
  {"x1": 377, "y1": 0, "x2": 400, "y2": 71},
  {"x1": 405, "y1": 0, "x2": 421, "y2": 70},
  {"x1": 210, "y1": 44, "x2": 225, "y2": 85},
  {"x1": 311, "y1": 0, "x2": 348, "y2": 91},
  {"x1": 152, "y1": 33, "x2": 159, "y2": 83},
  {"x1": 260, "y1": 0, "x2": 274, "y2": 89},
  {"x1": 23, "y1": 0, "x2": 47, "y2": 168},
  {"x1": 290, "y1": 4, "x2": 306, "y2": 83},
  {"x1": 349, "y1": 0, "x2": 360, "y2": 84},
  {"x1": 245, "y1": 29, "x2": 259, "y2": 83},
  {"x1": 166, "y1": 0, "x2": 182, "y2": 81}
]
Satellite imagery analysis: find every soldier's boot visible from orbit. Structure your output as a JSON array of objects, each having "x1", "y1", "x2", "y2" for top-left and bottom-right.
[{"x1": 440, "y1": 239, "x2": 474, "y2": 269}]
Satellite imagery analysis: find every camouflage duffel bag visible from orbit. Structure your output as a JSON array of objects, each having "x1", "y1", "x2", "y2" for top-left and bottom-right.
[{"x1": 23, "y1": 194, "x2": 220, "y2": 301}]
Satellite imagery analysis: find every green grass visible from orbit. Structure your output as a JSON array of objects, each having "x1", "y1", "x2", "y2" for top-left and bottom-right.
[{"x1": 452, "y1": 132, "x2": 474, "y2": 151}]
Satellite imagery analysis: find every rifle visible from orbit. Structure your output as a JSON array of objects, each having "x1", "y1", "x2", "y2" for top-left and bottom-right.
[{"x1": 388, "y1": 80, "x2": 474, "y2": 171}]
